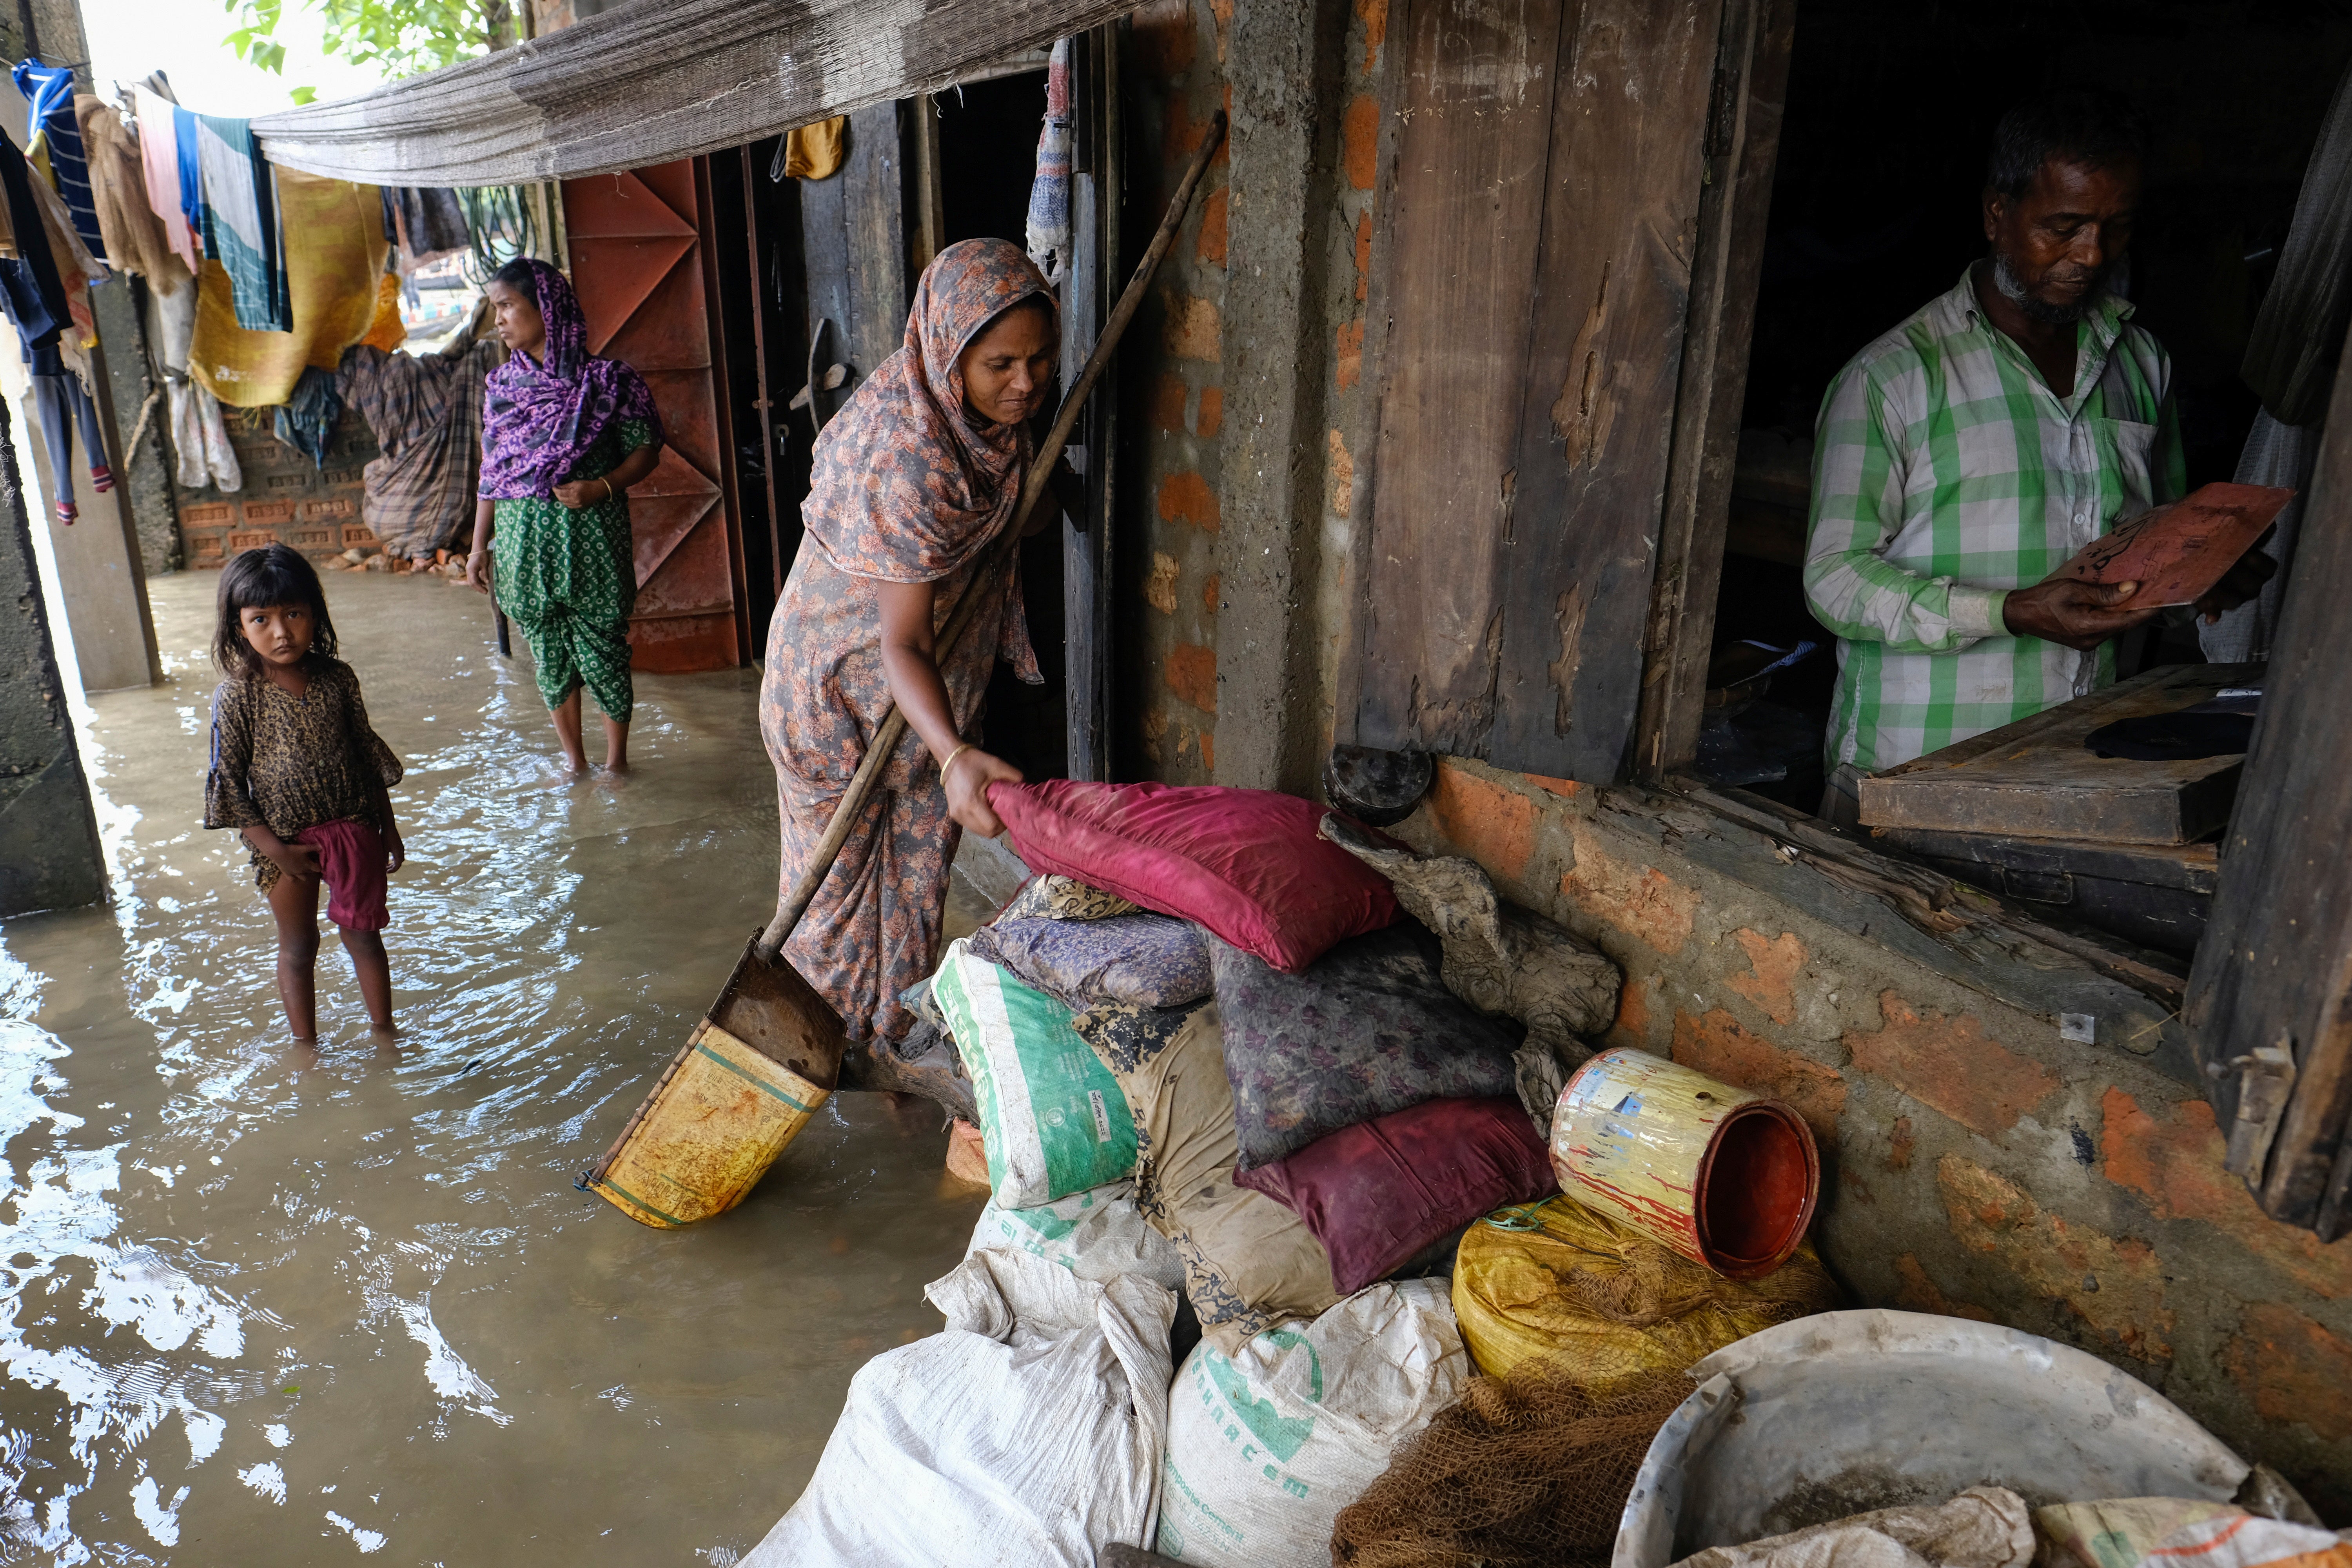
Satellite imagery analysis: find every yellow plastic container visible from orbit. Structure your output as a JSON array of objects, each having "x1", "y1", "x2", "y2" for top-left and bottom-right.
[
  {"x1": 582, "y1": 936, "x2": 844, "y2": 1229},
  {"x1": 1451, "y1": 1196, "x2": 1837, "y2": 1389}
]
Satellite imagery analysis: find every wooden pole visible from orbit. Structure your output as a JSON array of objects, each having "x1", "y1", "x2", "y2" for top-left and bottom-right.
[{"x1": 754, "y1": 108, "x2": 1227, "y2": 964}]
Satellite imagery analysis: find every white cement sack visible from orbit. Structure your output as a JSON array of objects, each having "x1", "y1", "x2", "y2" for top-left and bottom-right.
[
  {"x1": 744, "y1": 1248, "x2": 1177, "y2": 1568},
  {"x1": 1156, "y1": 1277, "x2": 1468, "y2": 1568},
  {"x1": 967, "y1": 1180, "x2": 1189, "y2": 1292}
]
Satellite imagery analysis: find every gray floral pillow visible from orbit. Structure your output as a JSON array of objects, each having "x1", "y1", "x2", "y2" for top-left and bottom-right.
[
  {"x1": 998, "y1": 873, "x2": 1142, "y2": 922},
  {"x1": 1212, "y1": 921, "x2": 1522, "y2": 1172},
  {"x1": 966, "y1": 914, "x2": 1211, "y2": 1012}
]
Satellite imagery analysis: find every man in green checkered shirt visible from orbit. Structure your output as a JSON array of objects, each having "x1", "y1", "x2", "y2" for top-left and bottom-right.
[{"x1": 1804, "y1": 91, "x2": 2254, "y2": 823}]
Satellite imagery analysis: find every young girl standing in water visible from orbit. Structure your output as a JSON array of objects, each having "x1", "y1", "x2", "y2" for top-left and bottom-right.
[{"x1": 203, "y1": 544, "x2": 407, "y2": 1038}]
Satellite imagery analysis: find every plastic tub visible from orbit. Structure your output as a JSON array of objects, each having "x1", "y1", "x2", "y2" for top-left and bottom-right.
[{"x1": 1612, "y1": 1309, "x2": 2250, "y2": 1568}]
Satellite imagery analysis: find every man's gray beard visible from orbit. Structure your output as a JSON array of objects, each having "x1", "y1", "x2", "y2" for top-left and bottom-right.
[{"x1": 1992, "y1": 251, "x2": 2104, "y2": 324}]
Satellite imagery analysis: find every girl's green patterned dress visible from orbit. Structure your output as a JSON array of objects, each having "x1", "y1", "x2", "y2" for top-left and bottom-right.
[{"x1": 491, "y1": 417, "x2": 655, "y2": 722}]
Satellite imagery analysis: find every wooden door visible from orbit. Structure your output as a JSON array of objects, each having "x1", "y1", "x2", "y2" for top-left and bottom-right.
[
  {"x1": 2185, "y1": 319, "x2": 2352, "y2": 1239},
  {"x1": 797, "y1": 103, "x2": 910, "y2": 415},
  {"x1": 561, "y1": 160, "x2": 740, "y2": 672},
  {"x1": 1339, "y1": 0, "x2": 1787, "y2": 782}
]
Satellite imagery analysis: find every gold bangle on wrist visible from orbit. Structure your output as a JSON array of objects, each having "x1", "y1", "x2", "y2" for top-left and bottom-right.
[{"x1": 940, "y1": 742, "x2": 974, "y2": 781}]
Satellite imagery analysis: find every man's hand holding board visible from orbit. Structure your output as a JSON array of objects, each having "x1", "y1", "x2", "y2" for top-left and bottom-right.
[{"x1": 2006, "y1": 482, "x2": 2292, "y2": 648}]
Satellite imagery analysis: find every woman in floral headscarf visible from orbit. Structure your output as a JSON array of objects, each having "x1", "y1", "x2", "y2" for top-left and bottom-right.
[
  {"x1": 762, "y1": 238, "x2": 1072, "y2": 1043},
  {"x1": 465, "y1": 258, "x2": 664, "y2": 774}
]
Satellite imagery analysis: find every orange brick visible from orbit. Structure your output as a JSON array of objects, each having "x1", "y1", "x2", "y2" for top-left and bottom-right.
[
  {"x1": 1524, "y1": 774, "x2": 1579, "y2": 799},
  {"x1": 1157, "y1": 470, "x2": 1221, "y2": 532},
  {"x1": 1610, "y1": 972, "x2": 1655, "y2": 1049},
  {"x1": 2101, "y1": 1087, "x2": 2352, "y2": 1301},
  {"x1": 1939, "y1": 1153, "x2": 2173, "y2": 1362},
  {"x1": 1166, "y1": 642, "x2": 1218, "y2": 713},
  {"x1": 1727, "y1": 929, "x2": 1806, "y2": 1026},
  {"x1": 1336, "y1": 318, "x2": 1364, "y2": 392},
  {"x1": 1353, "y1": 0, "x2": 1387, "y2": 74},
  {"x1": 1423, "y1": 764, "x2": 1536, "y2": 884},
  {"x1": 2225, "y1": 1303, "x2": 2352, "y2": 1439},
  {"x1": 1354, "y1": 208, "x2": 1373, "y2": 301},
  {"x1": 1846, "y1": 992, "x2": 2058, "y2": 1138},
  {"x1": 1670, "y1": 1008, "x2": 1847, "y2": 1143},
  {"x1": 1163, "y1": 292, "x2": 1221, "y2": 361},
  {"x1": 1888, "y1": 1114, "x2": 1916, "y2": 1171},
  {"x1": 1197, "y1": 185, "x2": 1228, "y2": 267},
  {"x1": 1149, "y1": 374, "x2": 1188, "y2": 432},
  {"x1": 1201, "y1": 572, "x2": 1220, "y2": 613},
  {"x1": 1563, "y1": 820, "x2": 1697, "y2": 956},
  {"x1": 1130, "y1": 0, "x2": 1196, "y2": 73},
  {"x1": 1201, "y1": 729, "x2": 1215, "y2": 773},
  {"x1": 1196, "y1": 385, "x2": 1222, "y2": 438},
  {"x1": 1342, "y1": 94, "x2": 1379, "y2": 190},
  {"x1": 1892, "y1": 1254, "x2": 1994, "y2": 1322}
]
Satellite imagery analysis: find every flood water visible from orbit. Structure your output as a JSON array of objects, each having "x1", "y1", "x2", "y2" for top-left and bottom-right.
[{"x1": 0, "y1": 571, "x2": 994, "y2": 1565}]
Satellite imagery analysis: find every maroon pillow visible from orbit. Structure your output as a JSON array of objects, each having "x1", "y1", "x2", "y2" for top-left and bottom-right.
[{"x1": 1234, "y1": 1097, "x2": 1557, "y2": 1294}]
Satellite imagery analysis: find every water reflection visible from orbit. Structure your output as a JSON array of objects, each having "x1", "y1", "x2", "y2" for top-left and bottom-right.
[{"x1": 0, "y1": 573, "x2": 985, "y2": 1564}]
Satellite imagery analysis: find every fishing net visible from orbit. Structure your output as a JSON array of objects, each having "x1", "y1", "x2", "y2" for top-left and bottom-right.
[{"x1": 1329, "y1": 1361, "x2": 1694, "y2": 1568}]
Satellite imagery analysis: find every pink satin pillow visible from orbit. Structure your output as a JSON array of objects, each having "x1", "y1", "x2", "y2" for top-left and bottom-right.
[{"x1": 985, "y1": 780, "x2": 1397, "y2": 973}]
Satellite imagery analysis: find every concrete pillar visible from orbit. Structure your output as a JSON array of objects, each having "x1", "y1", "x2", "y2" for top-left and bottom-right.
[
  {"x1": 92, "y1": 279, "x2": 180, "y2": 573},
  {"x1": 1214, "y1": 0, "x2": 1348, "y2": 795},
  {"x1": 17, "y1": 353, "x2": 163, "y2": 692},
  {"x1": 0, "y1": 394, "x2": 107, "y2": 916}
]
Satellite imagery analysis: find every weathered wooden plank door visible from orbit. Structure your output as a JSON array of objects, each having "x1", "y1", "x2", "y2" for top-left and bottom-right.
[
  {"x1": 797, "y1": 103, "x2": 911, "y2": 416},
  {"x1": 1341, "y1": 0, "x2": 1786, "y2": 782},
  {"x1": 562, "y1": 159, "x2": 739, "y2": 672},
  {"x1": 2185, "y1": 319, "x2": 2352, "y2": 1239}
]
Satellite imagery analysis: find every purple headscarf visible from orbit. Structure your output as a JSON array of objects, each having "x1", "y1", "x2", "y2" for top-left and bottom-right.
[{"x1": 478, "y1": 260, "x2": 662, "y2": 499}]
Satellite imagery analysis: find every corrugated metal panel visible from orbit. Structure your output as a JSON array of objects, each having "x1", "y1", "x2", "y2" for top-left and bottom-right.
[{"x1": 562, "y1": 161, "x2": 738, "y2": 673}]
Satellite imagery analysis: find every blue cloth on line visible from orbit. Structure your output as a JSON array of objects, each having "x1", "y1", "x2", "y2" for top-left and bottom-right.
[
  {"x1": 274, "y1": 367, "x2": 343, "y2": 468},
  {"x1": 173, "y1": 102, "x2": 201, "y2": 247},
  {"x1": 12, "y1": 60, "x2": 104, "y2": 256},
  {"x1": 194, "y1": 113, "x2": 290, "y2": 332}
]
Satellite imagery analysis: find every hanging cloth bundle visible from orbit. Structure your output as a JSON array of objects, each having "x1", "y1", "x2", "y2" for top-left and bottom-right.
[{"x1": 1025, "y1": 39, "x2": 1073, "y2": 286}]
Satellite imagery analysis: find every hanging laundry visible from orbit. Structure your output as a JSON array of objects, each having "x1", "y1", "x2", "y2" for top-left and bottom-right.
[
  {"x1": 189, "y1": 169, "x2": 385, "y2": 408},
  {"x1": 76, "y1": 93, "x2": 184, "y2": 291},
  {"x1": 168, "y1": 380, "x2": 242, "y2": 492},
  {"x1": 339, "y1": 296, "x2": 500, "y2": 561},
  {"x1": 782, "y1": 117, "x2": 846, "y2": 180},
  {"x1": 0, "y1": 155, "x2": 64, "y2": 350},
  {"x1": 380, "y1": 186, "x2": 470, "y2": 273},
  {"x1": 272, "y1": 364, "x2": 342, "y2": 467},
  {"x1": 13, "y1": 61, "x2": 104, "y2": 255},
  {"x1": 23, "y1": 155, "x2": 107, "y2": 358},
  {"x1": 131, "y1": 87, "x2": 202, "y2": 275},
  {"x1": 1025, "y1": 40, "x2": 1073, "y2": 287},
  {"x1": 29, "y1": 342, "x2": 110, "y2": 523},
  {"x1": 194, "y1": 113, "x2": 291, "y2": 332}
]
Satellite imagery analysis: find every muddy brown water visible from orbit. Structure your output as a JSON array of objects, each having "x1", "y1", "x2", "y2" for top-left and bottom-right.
[{"x1": 0, "y1": 571, "x2": 997, "y2": 1564}]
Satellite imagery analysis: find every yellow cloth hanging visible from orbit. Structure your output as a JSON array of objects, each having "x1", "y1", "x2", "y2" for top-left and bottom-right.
[
  {"x1": 784, "y1": 116, "x2": 847, "y2": 180},
  {"x1": 190, "y1": 171, "x2": 388, "y2": 408},
  {"x1": 358, "y1": 272, "x2": 407, "y2": 353}
]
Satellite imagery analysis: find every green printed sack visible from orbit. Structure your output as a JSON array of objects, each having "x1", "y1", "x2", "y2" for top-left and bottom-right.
[
  {"x1": 1156, "y1": 1279, "x2": 1467, "y2": 1568},
  {"x1": 933, "y1": 939, "x2": 1139, "y2": 1208}
]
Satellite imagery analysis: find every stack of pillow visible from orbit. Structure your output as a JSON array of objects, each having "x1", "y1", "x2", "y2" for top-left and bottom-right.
[{"x1": 930, "y1": 780, "x2": 1562, "y2": 1351}]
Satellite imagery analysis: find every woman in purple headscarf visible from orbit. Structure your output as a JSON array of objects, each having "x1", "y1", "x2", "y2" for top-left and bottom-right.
[
  {"x1": 762, "y1": 238, "x2": 1076, "y2": 1044},
  {"x1": 464, "y1": 258, "x2": 664, "y2": 774}
]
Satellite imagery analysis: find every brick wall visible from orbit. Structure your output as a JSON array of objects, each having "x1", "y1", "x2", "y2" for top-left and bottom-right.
[
  {"x1": 1118, "y1": 0, "x2": 1229, "y2": 780},
  {"x1": 178, "y1": 405, "x2": 380, "y2": 569},
  {"x1": 1406, "y1": 758, "x2": 2352, "y2": 1514}
]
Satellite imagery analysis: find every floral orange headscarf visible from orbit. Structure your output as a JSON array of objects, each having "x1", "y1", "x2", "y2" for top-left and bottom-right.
[{"x1": 802, "y1": 238, "x2": 1056, "y2": 582}]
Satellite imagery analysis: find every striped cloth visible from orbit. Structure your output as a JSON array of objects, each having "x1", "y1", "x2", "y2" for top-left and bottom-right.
[
  {"x1": 12, "y1": 60, "x2": 102, "y2": 254},
  {"x1": 1804, "y1": 267, "x2": 2187, "y2": 773},
  {"x1": 194, "y1": 114, "x2": 291, "y2": 332},
  {"x1": 338, "y1": 335, "x2": 500, "y2": 559},
  {"x1": 132, "y1": 87, "x2": 203, "y2": 274}
]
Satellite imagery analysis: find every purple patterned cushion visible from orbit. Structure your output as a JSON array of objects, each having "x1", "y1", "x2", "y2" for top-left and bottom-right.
[{"x1": 966, "y1": 914, "x2": 1212, "y2": 1012}]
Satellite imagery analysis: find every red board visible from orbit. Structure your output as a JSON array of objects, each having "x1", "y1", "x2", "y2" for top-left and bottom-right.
[
  {"x1": 561, "y1": 162, "x2": 739, "y2": 672},
  {"x1": 2049, "y1": 482, "x2": 2294, "y2": 608}
]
